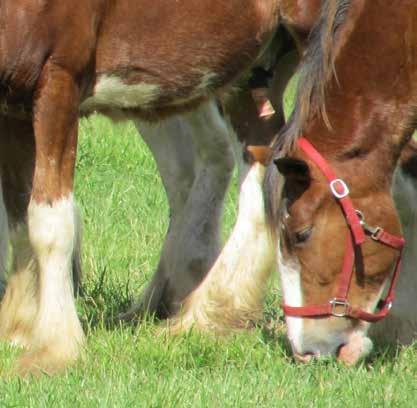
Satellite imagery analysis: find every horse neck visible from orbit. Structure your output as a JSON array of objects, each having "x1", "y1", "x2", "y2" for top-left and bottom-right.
[
  {"x1": 300, "y1": 0, "x2": 417, "y2": 190},
  {"x1": 301, "y1": 97, "x2": 404, "y2": 195}
]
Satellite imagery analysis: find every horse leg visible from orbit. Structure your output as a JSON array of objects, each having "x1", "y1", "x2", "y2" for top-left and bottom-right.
[
  {"x1": 0, "y1": 178, "x2": 8, "y2": 298},
  {"x1": 124, "y1": 100, "x2": 234, "y2": 319},
  {"x1": 122, "y1": 115, "x2": 197, "y2": 318},
  {"x1": 72, "y1": 203, "x2": 83, "y2": 296},
  {"x1": 14, "y1": 68, "x2": 83, "y2": 375},
  {"x1": 165, "y1": 112, "x2": 276, "y2": 333},
  {"x1": 166, "y1": 51, "x2": 299, "y2": 333},
  {"x1": 0, "y1": 117, "x2": 39, "y2": 349},
  {"x1": 370, "y1": 166, "x2": 417, "y2": 344},
  {"x1": 0, "y1": 115, "x2": 83, "y2": 353},
  {"x1": 166, "y1": 155, "x2": 275, "y2": 332}
]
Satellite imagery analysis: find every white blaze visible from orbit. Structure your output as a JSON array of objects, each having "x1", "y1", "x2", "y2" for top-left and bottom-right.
[{"x1": 277, "y1": 246, "x2": 304, "y2": 354}]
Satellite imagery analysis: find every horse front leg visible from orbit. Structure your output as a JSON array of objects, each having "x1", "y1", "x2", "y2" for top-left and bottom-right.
[{"x1": 16, "y1": 66, "x2": 84, "y2": 376}]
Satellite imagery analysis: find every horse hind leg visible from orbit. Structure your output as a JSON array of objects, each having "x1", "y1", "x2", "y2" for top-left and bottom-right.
[
  {"x1": 370, "y1": 164, "x2": 417, "y2": 344},
  {"x1": 123, "y1": 115, "x2": 197, "y2": 319},
  {"x1": 154, "y1": 100, "x2": 234, "y2": 316},
  {"x1": 167, "y1": 159, "x2": 275, "y2": 333},
  {"x1": 0, "y1": 177, "x2": 8, "y2": 298},
  {"x1": 165, "y1": 119, "x2": 276, "y2": 333},
  {"x1": 0, "y1": 117, "x2": 39, "y2": 349},
  {"x1": 124, "y1": 99, "x2": 234, "y2": 319}
]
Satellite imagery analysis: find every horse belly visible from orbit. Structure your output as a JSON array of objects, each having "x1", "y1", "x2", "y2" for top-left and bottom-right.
[
  {"x1": 79, "y1": 70, "x2": 220, "y2": 119},
  {"x1": 80, "y1": 0, "x2": 280, "y2": 119}
]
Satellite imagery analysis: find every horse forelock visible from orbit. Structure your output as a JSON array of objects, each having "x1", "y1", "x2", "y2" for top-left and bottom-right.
[{"x1": 263, "y1": 0, "x2": 352, "y2": 230}]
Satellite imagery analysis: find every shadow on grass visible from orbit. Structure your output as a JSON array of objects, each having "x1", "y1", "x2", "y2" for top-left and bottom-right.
[
  {"x1": 363, "y1": 340, "x2": 415, "y2": 367},
  {"x1": 76, "y1": 268, "x2": 415, "y2": 370},
  {"x1": 255, "y1": 291, "x2": 295, "y2": 358},
  {"x1": 258, "y1": 294, "x2": 414, "y2": 367},
  {"x1": 77, "y1": 266, "x2": 137, "y2": 332}
]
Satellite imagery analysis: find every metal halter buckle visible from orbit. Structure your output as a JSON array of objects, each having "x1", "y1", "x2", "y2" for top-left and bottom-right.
[
  {"x1": 329, "y1": 298, "x2": 350, "y2": 317},
  {"x1": 356, "y1": 210, "x2": 382, "y2": 240},
  {"x1": 330, "y1": 179, "x2": 350, "y2": 199}
]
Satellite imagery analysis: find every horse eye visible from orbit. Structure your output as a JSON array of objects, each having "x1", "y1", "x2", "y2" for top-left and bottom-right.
[{"x1": 294, "y1": 227, "x2": 313, "y2": 245}]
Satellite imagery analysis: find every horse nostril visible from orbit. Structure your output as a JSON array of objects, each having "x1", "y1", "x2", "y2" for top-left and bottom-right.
[{"x1": 294, "y1": 352, "x2": 314, "y2": 364}]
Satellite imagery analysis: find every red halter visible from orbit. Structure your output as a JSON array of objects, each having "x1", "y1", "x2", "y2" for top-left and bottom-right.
[{"x1": 282, "y1": 138, "x2": 405, "y2": 323}]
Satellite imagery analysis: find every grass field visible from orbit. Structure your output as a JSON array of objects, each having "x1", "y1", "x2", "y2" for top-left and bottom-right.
[{"x1": 0, "y1": 84, "x2": 417, "y2": 407}]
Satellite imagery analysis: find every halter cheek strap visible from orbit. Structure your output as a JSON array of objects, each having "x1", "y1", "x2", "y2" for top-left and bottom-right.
[{"x1": 282, "y1": 138, "x2": 405, "y2": 323}]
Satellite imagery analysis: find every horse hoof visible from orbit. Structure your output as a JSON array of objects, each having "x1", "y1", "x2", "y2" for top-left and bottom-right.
[
  {"x1": 117, "y1": 304, "x2": 142, "y2": 323},
  {"x1": 14, "y1": 348, "x2": 79, "y2": 377}
]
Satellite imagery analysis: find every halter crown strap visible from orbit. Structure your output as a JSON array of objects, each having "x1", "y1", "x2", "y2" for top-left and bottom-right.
[{"x1": 297, "y1": 138, "x2": 365, "y2": 244}]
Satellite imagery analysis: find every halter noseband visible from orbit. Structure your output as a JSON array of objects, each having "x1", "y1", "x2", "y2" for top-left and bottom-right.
[{"x1": 282, "y1": 138, "x2": 405, "y2": 323}]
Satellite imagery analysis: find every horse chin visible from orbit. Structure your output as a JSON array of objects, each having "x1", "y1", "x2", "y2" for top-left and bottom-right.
[{"x1": 337, "y1": 332, "x2": 373, "y2": 366}]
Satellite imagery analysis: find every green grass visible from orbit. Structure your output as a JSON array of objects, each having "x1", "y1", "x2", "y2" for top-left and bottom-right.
[{"x1": 1, "y1": 84, "x2": 417, "y2": 406}]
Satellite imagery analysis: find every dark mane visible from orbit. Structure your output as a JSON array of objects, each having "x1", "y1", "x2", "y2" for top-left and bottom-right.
[
  {"x1": 279, "y1": 0, "x2": 351, "y2": 154},
  {"x1": 264, "y1": 0, "x2": 351, "y2": 231}
]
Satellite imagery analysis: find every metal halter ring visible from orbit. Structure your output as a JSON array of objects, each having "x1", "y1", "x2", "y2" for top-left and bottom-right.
[
  {"x1": 330, "y1": 179, "x2": 350, "y2": 199},
  {"x1": 329, "y1": 298, "x2": 350, "y2": 317}
]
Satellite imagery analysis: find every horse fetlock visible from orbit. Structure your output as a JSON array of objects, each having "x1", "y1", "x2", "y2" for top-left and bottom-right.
[
  {"x1": 0, "y1": 268, "x2": 38, "y2": 348},
  {"x1": 18, "y1": 311, "x2": 86, "y2": 374}
]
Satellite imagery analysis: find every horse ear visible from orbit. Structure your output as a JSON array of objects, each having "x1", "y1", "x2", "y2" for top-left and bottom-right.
[
  {"x1": 275, "y1": 158, "x2": 311, "y2": 202},
  {"x1": 274, "y1": 158, "x2": 310, "y2": 181}
]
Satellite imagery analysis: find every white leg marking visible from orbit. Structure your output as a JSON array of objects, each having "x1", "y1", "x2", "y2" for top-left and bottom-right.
[
  {"x1": 0, "y1": 225, "x2": 38, "y2": 348},
  {"x1": 26, "y1": 194, "x2": 84, "y2": 369},
  {"x1": 169, "y1": 162, "x2": 275, "y2": 332}
]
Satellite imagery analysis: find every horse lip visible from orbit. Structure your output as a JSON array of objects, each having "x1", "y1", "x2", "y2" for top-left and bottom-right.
[{"x1": 336, "y1": 333, "x2": 373, "y2": 366}]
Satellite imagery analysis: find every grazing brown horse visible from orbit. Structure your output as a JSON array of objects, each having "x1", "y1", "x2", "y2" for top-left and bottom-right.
[
  {"x1": 264, "y1": 0, "x2": 415, "y2": 364},
  {"x1": 163, "y1": 0, "x2": 417, "y2": 353},
  {"x1": 0, "y1": 1, "x2": 281, "y2": 375}
]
